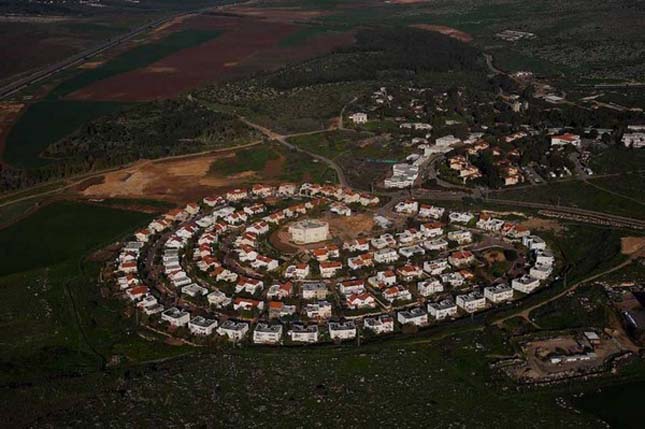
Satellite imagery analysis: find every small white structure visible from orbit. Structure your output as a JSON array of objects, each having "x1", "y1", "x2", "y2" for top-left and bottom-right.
[{"x1": 349, "y1": 112, "x2": 368, "y2": 124}]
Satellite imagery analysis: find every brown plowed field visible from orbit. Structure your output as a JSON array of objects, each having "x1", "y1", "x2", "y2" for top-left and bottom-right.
[
  {"x1": 66, "y1": 13, "x2": 355, "y2": 102},
  {"x1": 67, "y1": 15, "x2": 297, "y2": 102}
]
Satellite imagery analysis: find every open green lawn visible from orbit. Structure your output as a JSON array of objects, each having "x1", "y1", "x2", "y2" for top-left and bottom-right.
[
  {"x1": 3, "y1": 100, "x2": 129, "y2": 168},
  {"x1": 48, "y1": 29, "x2": 221, "y2": 99}
]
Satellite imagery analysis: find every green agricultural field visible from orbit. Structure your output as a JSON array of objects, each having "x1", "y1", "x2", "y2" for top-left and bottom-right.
[
  {"x1": 0, "y1": 201, "x2": 182, "y2": 387},
  {"x1": 590, "y1": 147, "x2": 645, "y2": 174},
  {"x1": 209, "y1": 146, "x2": 279, "y2": 176},
  {"x1": 47, "y1": 29, "x2": 221, "y2": 99},
  {"x1": 529, "y1": 284, "x2": 610, "y2": 330},
  {"x1": 3, "y1": 100, "x2": 128, "y2": 168},
  {"x1": 494, "y1": 176, "x2": 645, "y2": 220},
  {"x1": 0, "y1": 201, "x2": 150, "y2": 276},
  {"x1": 208, "y1": 143, "x2": 338, "y2": 184},
  {"x1": 287, "y1": 130, "x2": 370, "y2": 159}
]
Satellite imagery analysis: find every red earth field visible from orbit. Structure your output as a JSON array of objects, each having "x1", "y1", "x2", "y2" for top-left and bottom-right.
[{"x1": 67, "y1": 13, "x2": 354, "y2": 102}]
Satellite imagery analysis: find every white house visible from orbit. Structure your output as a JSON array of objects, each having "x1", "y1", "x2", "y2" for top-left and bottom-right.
[
  {"x1": 424, "y1": 258, "x2": 449, "y2": 275},
  {"x1": 346, "y1": 292, "x2": 377, "y2": 309},
  {"x1": 374, "y1": 248, "x2": 399, "y2": 264},
  {"x1": 456, "y1": 291, "x2": 486, "y2": 313},
  {"x1": 207, "y1": 289, "x2": 232, "y2": 308},
  {"x1": 423, "y1": 238, "x2": 448, "y2": 252},
  {"x1": 484, "y1": 284, "x2": 514, "y2": 303},
  {"x1": 188, "y1": 316, "x2": 218, "y2": 336},
  {"x1": 217, "y1": 320, "x2": 249, "y2": 341},
  {"x1": 447, "y1": 230, "x2": 472, "y2": 245},
  {"x1": 551, "y1": 133, "x2": 581, "y2": 147},
  {"x1": 448, "y1": 211, "x2": 474, "y2": 224},
  {"x1": 304, "y1": 301, "x2": 333, "y2": 319},
  {"x1": 288, "y1": 324, "x2": 319, "y2": 343},
  {"x1": 417, "y1": 278, "x2": 444, "y2": 297},
  {"x1": 161, "y1": 307, "x2": 190, "y2": 327},
  {"x1": 512, "y1": 275, "x2": 540, "y2": 294},
  {"x1": 420, "y1": 222, "x2": 444, "y2": 238},
  {"x1": 428, "y1": 299, "x2": 458, "y2": 320},
  {"x1": 397, "y1": 307, "x2": 428, "y2": 326},
  {"x1": 363, "y1": 315, "x2": 394, "y2": 335},
  {"x1": 253, "y1": 323, "x2": 283, "y2": 344},
  {"x1": 418, "y1": 204, "x2": 445, "y2": 219},
  {"x1": 329, "y1": 321, "x2": 357, "y2": 341},
  {"x1": 395, "y1": 200, "x2": 419, "y2": 215}
]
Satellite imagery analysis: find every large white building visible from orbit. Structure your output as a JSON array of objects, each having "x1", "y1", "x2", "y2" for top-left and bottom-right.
[
  {"x1": 217, "y1": 320, "x2": 249, "y2": 341},
  {"x1": 288, "y1": 219, "x2": 330, "y2": 244}
]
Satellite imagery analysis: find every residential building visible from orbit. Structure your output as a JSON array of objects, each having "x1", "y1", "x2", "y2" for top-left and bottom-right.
[
  {"x1": 397, "y1": 308, "x2": 428, "y2": 326},
  {"x1": 456, "y1": 291, "x2": 486, "y2": 313},
  {"x1": 484, "y1": 284, "x2": 514, "y2": 303},
  {"x1": 217, "y1": 320, "x2": 249, "y2": 341},
  {"x1": 329, "y1": 321, "x2": 357, "y2": 340},
  {"x1": 253, "y1": 323, "x2": 283, "y2": 344},
  {"x1": 188, "y1": 316, "x2": 218, "y2": 336},
  {"x1": 161, "y1": 307, "x2": 190, "y2": 327},
  {"x1": 363, "y1": 315, "x2": 394, "y2": 335},
  {"x1": 428, "y1": 299, "x2": 458, "y2": 320},
  {"x1": 288, "y1": 324, "x2": 319, "y2": 343}
]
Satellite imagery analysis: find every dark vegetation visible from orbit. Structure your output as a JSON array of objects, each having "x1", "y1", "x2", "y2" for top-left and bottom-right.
[
  {"x1": 266, "y1": 27, "x2": 485, "y2": 90},
  {"x1": 0, "y1": 99, "x2": 259, "y2": 193}
]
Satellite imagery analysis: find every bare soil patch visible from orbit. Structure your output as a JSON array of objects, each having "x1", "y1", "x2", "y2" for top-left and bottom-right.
[
  {"x1": 410, "y1": 24, "x2": 473, "y2": 43},
  {"x1": 521, "y1": 217, "x2": 565, "y2": 233},
  {"x1": 325, "y1": 213, "x2": 375, "y2": 241},
  {"x1": 79, "y1": 146, "x2": 287, "y2": 203},
  {"x1": 77, "y1": 61, "x2": 104, "y2": 70},
  {"x1": 621, "y1": 236, "x2": 645, "y2": 255},
  {"x1": 223, "y1": 6, "x2": 329, "y2": 23}
]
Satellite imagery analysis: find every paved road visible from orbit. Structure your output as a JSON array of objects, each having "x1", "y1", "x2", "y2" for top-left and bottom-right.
[{"x1": 236, "y1": 116, "x2": 350, "y2": 188}]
